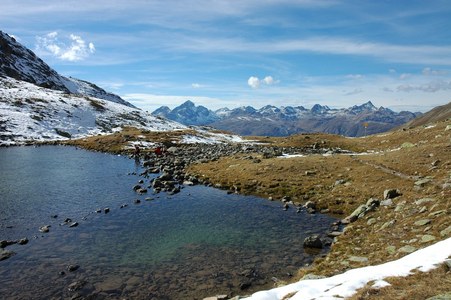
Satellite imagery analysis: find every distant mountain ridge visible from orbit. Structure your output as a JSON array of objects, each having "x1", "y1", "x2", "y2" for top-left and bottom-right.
[
  {"x1": 0, "y1": 30, "x2": 134, "y2": 108},
  {"x1": 152, "y1": 100, "x2": 421, "y2": 137}
]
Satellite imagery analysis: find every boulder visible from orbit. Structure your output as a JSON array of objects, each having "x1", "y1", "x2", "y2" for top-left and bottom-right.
[
  {"x1": 384, "y1": 189, "x2": 401, "y2": 200},
  {"x1": 303, "y1": 234, "x2": 323, "y2": 249}
]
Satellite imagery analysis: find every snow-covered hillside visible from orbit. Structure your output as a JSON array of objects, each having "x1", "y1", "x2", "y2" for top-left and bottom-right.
[{"x1": 0, "y1": 76, "x2": 186, "y2": 146}]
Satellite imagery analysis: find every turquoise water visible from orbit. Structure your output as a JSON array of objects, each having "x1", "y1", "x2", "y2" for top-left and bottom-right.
[{"x1": 0, "y1": 146, "x2": 336, "y2": 299}]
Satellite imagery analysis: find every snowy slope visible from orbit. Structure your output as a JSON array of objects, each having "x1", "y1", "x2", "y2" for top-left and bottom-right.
[{"x1": 0, "y1": 76, "x2": 186, "y2": 146}]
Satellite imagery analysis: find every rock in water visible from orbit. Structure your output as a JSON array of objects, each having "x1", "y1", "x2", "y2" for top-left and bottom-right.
[
  {"x1": 0, "y1": 250, "x2": 16, "y2": 261},
  {"x1": 303, "y1": 234, "x2": 323, "y2": 249},
  {"x1": 39, "y1": 225, "x2": 50, "y2": 233}
]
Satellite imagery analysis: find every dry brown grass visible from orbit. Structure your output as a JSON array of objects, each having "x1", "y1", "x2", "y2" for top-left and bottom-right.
[{"x1": 349, "y1": 259, "x2": 451, "y2": 300}]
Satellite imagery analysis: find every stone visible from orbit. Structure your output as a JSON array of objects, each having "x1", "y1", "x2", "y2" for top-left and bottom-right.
[
  {"x1": 303, "y1": 234, "x2": 323, "y2": 249},
  {"x1": 384, "y1": 189, "x2": 401, "y2": 200},
  {"x1": 0, "y1": 240, "x2": 16, "y2": 248},
  {"x1": 386, "y1": 245, "x2": 396, "y2": 255},
  {"x1": 304, "y1": 201, "x2": 316, "y2": 209},
  {"x1": 380, "y1": 199, "x2": 393, "y2": 206},
  {"x1": 425, "y1": 292, "x2": 451, "y2": 300},
  {"x1": 415, "y1": 178, "x2": 432, "y2": 187},
  {"x1": 67, "y1": 264, "x2": 80, "y2": 272},
  {"x1": 445, "y1": 125, "x2": 451, "y2": 131},
  {"x1": 348, "y1": 256, "x2": 368, "y2": 263},
  {"x1": 398, "y1": 245, "x2": 417, "y2": 253},
  {"x1": 401, "y1": 142, "x2": 415, "y2": 148},
  {"x1": 17, "y1": 238, "x2": 28, "y2": 245},
  {"x1": 69, "y1": 222, "x2": 78, "y2": 228},
  {"x1": 367, "y1": 218, "x2": 377, "y2": 225},
  {"x1": 301, "y1": 274, "x2": 326, "y2": 280},
  {"x1": 379, "y1": 220, "x2": 396, "y2": 231},
  {"x1": 440, "y1": 225, "x2": 451, "y2": 237},
  {"x1": 444, "y1": 259, "x2": 451, "y2": 271},
  {"x1": 39, "y1": 225, "x2": 50, "y2": 233},
  {"x1": 104, "y1": 208, "x2": 110, "y2": 214},
  {"x1": 420, "y1": 235, "x2": 436, "y2": 243},
  {"x1": 239, "y1": 282, "x2": 252, "y2": 290},
  {"x1": 68, "y1": 280, "x2": 86, "y2": 292},
  {"x1": 429, "y1": 210, "x2": 446, "y2": 217},
  {"x1": 415, "y1": 198, "x2": 435, "y2": 206},
  {"x1": 327, "y1": 231, "x2": 342, "y2": 237},
  {"x1": 414, "y1": 219, "x2": 431, "y2": 226},
  {"x1": 0, "y1": 249, "x2": 16, "y2": 261},
  {"x1": 348, "y1": 204, "x2": 368, "y2": 220}
]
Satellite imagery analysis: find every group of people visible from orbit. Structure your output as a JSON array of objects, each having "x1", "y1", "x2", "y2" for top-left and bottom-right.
[{"x1": 133, "y1": 144, "x2": 166, "y2": 159}]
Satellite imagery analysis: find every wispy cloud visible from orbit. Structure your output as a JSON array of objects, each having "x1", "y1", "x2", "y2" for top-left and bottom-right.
[{"x1": 35, "y1": 32, "x2": 95, "y2": 61}]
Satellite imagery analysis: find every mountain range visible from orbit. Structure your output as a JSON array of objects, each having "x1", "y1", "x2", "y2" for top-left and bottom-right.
[{"x1": 152, "y1": 100, "x2": 421, "y2": 137}]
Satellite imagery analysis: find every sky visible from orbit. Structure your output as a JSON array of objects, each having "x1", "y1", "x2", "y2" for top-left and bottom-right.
[{"x1": 1, "y1": 0, "x2": 451, "y2": 112}]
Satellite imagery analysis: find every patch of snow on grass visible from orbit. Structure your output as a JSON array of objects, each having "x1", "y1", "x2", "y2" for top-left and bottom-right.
[{"x1": 244, "y1": 237, "x2": 451, "y2": 300}]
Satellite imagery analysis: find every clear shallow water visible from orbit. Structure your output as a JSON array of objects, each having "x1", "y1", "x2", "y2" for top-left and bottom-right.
[{"x1": 0, "y1": 146, "x2": 336, "y2": 299}]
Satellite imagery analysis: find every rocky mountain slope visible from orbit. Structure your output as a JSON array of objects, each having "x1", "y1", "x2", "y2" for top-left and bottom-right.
[
  {"x1": 0, "y1": 30, "x2": 134, "y2": 107},
  {"x1": 0, "y1": 30, "x2": 245, "y2": 146},
  {"x1": 152, "y1": 100, "x2": 421, "y2": 137}
]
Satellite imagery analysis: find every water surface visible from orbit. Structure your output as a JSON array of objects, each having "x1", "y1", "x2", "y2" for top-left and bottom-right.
[{"x1": 0, "y1": 146, "x2": 336, "y2": 299}]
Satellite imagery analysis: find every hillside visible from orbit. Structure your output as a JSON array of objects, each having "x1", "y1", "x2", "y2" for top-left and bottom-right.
[
  {"x1": 152, "y1": 100, "x2": 420, "y2": 137},
  {"x1": 402, "y1": 101, "x2": 451, "y2": 128}
]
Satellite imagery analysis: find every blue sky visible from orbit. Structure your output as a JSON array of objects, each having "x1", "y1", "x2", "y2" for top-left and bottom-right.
[{"x1": 1, "y1": 0, "x2": 451, "y2": 112}]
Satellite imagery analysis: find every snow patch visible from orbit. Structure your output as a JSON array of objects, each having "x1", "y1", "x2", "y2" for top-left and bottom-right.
[{"x1": 243, "y1": 237, "x2": 451, "y2": 300}]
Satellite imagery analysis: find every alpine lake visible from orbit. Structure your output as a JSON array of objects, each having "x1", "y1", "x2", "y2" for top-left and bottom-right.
[{"x1": 0, "y1": 145, "x2": 337, "y2": 299}]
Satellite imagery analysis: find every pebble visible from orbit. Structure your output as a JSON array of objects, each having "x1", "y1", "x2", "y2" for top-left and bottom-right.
[{"x1": 69, "y1": 222, "x2": 79, "y2": 228}]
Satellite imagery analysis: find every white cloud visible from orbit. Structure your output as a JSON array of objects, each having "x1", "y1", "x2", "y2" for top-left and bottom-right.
[
  {"x1": 36, "y1": 32, "x2": 96, "y2": 61},
  {"x1": 344, "y1": 88, "x2": 363, "y2": 95},
  {"x1": 396, "y1": 80, "x2": 451, "y2": 93},
  {"x1": 191, "y1": 83, "x2": 202, "y2": 88},
  {"x1": 422, "y1": 67, "x2": 448, "y2": 76},
  {"x1": 263, "y1": 76, "x2": 274, "y2": 85},
  {"x1": 248, "y1": 75, "x2": 278, "y2": 89},
  {"x1": 346, "y1": 74, "x2": 364, "y2": 79},
  {"x1": 248, "y1": 76, "x2": 260, "y2": 89},
  {"x1": 399, "y1": 73, "x2": 412, "y2": 80}
]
